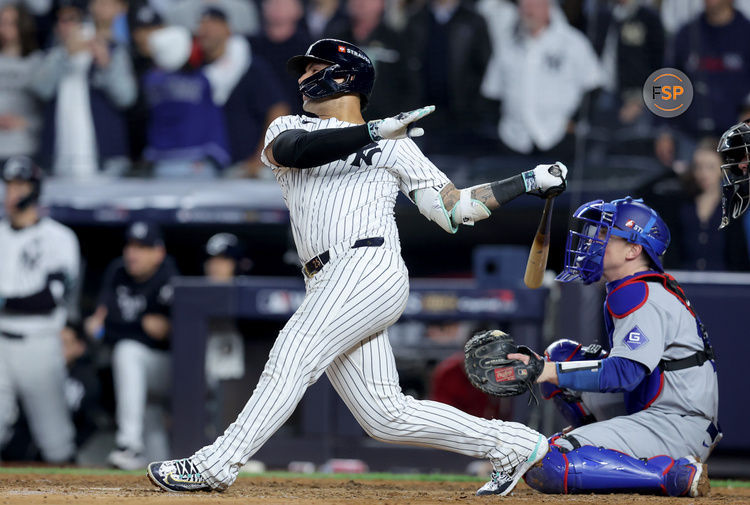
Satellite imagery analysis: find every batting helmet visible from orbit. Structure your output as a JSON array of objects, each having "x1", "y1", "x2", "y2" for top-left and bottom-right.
[
  {"x1": 286, "y1": 39, "x2": 375, "y2": 110},
  {"x1": 717, "y1": 119, "x2": 750, "y2": 228},
  {"x1": 556, "y1": 197, "x2": 671, "y2": 284},
  {"x1": 2, "y1": 156, "x2": 43, "y2": 210}
]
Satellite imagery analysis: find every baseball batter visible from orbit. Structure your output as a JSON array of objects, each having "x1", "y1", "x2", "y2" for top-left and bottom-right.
[
  {"x1": 147, "y1": 39, "x2": 567, "y2": 496},
  {"x1": 0, "y1": 156, "x2": 80, "y2": 463},
  {"x1": 512, "y1": 197, "x2": 719, "y2": 497}
]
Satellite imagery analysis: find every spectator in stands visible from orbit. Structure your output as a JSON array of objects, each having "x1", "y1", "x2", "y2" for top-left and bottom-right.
[
  {"x1": 660, "y1": 0, "x2": 750, "y2": 35},
  {"x1": 667, "y1": 138, "x2": 750, "y2": 271},
  {"x1": 481, "y1": 0, "x2": 603, "y2": 160},
  {"x1": 0, "y1": 4, "x2": 42, "y2": 162},
  {"x1": 163, "y1": 0, "x2": 259, "y2": 37},
  {"x1": 142, "y1": 25, "x2": 230, "y2": 177},
  {"x1": 325, "y1": 0, "x2": 415, "y2": 120},
  {"x1": 84, "y1": 221, "x2": 178, "y2": 470},
  {"x1": 305, "y1": 0, "x2": 343, "y2": 39},
  {"x1": 60, "y1": 321, "x2": 102, "y2": 449},
  {"x1": 476, "y1": 0, "x2": 517, "y2": 59},
  {"x1": 587, "y1": 0, "x2": 664, "y2": 133},
  {"x1": 250, "y1": 0, "x2": 312, "y2": 115},
  {"x1": 126, "y1": 4, "x2": 163, "y2": 166},
  {"x1": 30, "y1": 0, "x2": 136, "y2": 177},
  {"x1": 403, "y1": 0, "x2": 493, "y2": 153},
  {"x1": 659, "y1": 0, "x2": 750, "y2": 165},
  {"x1": 89, "y1": 0, "x2": 128, "y2": 45},
  {"x1": 197, "y1": 6, "x2": 289, "y2": 178}
]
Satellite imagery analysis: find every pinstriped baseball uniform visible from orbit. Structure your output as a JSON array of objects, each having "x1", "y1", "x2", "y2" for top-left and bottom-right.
[
  {"x1": 191, "y1": 115, "x2": 542, "y2": 489},
  {"x1": 0, "y1": 217, "x2": 79, "y2": 462}
]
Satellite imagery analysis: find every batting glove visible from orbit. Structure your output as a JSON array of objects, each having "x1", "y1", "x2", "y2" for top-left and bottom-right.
[
  {"x1": 367, "y1": 105, "x2": 435, "y2": 141},
  {"x1": 523, "y1": 162, "x2": 568, "y2": 198}
]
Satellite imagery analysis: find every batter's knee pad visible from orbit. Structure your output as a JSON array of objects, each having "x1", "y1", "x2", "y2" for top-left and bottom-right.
[
  {"x1": 540, "y1": 339, "x2": 607, "y2": 428},
  {"x1": 524, "y1": 444, "x2": 699, "y2": 496}
]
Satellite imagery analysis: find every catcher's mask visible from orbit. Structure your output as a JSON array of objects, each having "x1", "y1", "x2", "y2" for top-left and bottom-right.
[
  {"x1": 287, "y1": 39, "x2": 375, "y2": 111},
  {"x1": 556, "y1": 197, "x2": 671, "y2": 284},
  {"x1": 717, "y1": 119, "x2": 750, "y2": 229}
]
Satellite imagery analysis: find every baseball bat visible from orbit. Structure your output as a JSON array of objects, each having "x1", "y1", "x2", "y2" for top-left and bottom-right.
[{"x1": 524, "y1": 196, "x2": 555, "y2": 289}]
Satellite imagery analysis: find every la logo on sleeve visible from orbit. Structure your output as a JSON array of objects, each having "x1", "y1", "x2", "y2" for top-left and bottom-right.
[{"x1": 623, "y1": 326, "x2": 649, "y2": 350}]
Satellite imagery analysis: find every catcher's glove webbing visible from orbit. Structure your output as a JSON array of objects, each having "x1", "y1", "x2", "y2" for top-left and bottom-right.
[{"x1": 464, "y1": 330, "x2": 544, "y2": 403}]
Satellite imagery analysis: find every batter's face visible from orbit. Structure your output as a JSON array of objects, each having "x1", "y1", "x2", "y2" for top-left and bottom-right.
[
  {"x1": 299, "y1": 61, "x2": 345, "y2": 113},
  {"x1": 3, "y1": 179, "x2": 33, "y2": 215}
]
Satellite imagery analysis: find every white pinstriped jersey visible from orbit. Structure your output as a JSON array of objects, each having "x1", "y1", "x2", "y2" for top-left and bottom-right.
[
  {"x1": 0, "y1": 217, "x2": 80, "y2": 336},
  {"x1": 261, "y1": 115, "x2": 451, "y2": 263}
]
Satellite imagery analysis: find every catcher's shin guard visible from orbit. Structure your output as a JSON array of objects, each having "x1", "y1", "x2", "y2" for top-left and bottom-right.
[{"x1": 524, "y1": 445, "x2": 708, "y2": 496}]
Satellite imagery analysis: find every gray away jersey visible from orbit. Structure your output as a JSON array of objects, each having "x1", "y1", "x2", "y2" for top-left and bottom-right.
[
  {"x1": 261, "y1": 115, "x2": 451, "y2": 263},
  {"x1": 608, "y1": 282, "x2": 718, "y2": 421},
  {"x1": 0, "y1": 217, "x2": 80, "y2": 336}
]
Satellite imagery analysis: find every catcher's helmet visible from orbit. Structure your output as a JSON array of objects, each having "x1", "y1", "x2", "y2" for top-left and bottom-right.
[
  {"x1": 556, "y1": 197, "x2": 671, "y2": 284},
  {"x1": 2, "y1": 156, "x2": 43, "y2": 210},
  {"x1": 717, "y1": 119, "x2": 750, "y2": 228},
  {"x1": 287, "y1": 39, "x2": 375, "y2": 110}
]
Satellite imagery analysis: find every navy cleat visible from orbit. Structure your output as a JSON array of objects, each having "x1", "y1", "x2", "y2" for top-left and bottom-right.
[
  {"x1": 477, "y1": 434, "x2": 549, "y2": 496},
  {"x1": 147, "y1": 457, "x2": 212, "y2": 492},
  {"x1": 665, "y1": 456, "x2": 709, "y2": 497}
]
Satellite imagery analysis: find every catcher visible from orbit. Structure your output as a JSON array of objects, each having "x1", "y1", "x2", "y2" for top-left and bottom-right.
[{"x1": 466, "y1": 197, "x2": 719, "y2": 497}]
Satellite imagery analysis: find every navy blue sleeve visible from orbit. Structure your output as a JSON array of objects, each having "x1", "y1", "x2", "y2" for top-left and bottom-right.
[{"x1": 598, "y1": 356, "x2": 648, "y2": 392}]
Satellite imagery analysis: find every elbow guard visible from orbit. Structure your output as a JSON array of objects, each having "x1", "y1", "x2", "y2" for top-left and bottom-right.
[
  {"x1": 450, "y1": 188, "x2": 491, "y2": 227},
  {"x1": 414, "y1": 187, "x2": 457, "y2": 234}
]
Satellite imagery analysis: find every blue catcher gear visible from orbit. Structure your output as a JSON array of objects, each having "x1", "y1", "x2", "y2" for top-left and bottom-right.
[
  {"x1": 717, "y1": 119, "x2": 750, "y2": 228},
  {"x1": 540, "y1": 339, "x2": 607, "y2": 427},
  {"x1": 556, "y1": 197, "x2": 671, "y2": 284},
  {"x1": 286, "y1": 39, "x2": 375, "y2": 110},
  {"x1": 524, "y1": 445, "x2": 708, "y2": 497}
]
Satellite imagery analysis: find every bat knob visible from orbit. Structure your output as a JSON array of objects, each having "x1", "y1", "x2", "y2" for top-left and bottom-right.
[{"x1": 549, "y1": 165, "x2": 562, "y2": 177}]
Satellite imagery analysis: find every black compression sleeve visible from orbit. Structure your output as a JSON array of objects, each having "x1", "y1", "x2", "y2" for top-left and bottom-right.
[
  {"x1": 3, "y1": 272, "x2": 65, "y2": 314},
  {"x1": 271, "y1": 124, "x2": 373, "y2": 168},
  {"x1": 490, "y1": 174, "x2": 526, "y2": 205}
]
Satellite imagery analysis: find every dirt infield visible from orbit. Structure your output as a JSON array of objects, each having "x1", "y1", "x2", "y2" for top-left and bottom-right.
[{"x1": 1, "y1": 472, "x2": 749, "y2": 505}]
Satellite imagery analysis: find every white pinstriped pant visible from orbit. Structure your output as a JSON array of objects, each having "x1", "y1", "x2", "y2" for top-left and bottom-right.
[{"x1": 192, "y1": 246, "x2": 541, "y2": 489}]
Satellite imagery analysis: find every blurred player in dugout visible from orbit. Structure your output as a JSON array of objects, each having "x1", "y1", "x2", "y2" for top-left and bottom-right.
[
  {"x1": 85, "y1": 221, "x2": 178, "y2": 470},
  {"x1": 0, "y1": 156, "x2": 81, "y2": 463}
]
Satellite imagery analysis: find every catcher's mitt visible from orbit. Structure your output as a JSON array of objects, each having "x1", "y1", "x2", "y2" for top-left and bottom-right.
[{"x1": 464, "y1": 330, "x2": 544, "y2": 400}]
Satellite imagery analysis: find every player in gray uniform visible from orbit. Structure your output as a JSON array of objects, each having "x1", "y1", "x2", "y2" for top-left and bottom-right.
[
  {"x1": 147, "y1": 38, "x2": 567, "y2": 496},
  {"x1": 510, "y1": 197, "x2": 718, "y2": 497},
  {"x1": 0, "y1": 156, "x2": 80, "y2": 462}
]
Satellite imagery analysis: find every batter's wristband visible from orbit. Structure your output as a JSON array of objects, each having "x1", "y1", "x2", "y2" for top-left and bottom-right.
[{"x1": 490, "y1": 175, "x2": 526, "y2": 205}]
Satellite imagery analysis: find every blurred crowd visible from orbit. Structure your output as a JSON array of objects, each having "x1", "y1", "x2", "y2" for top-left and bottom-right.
[
  {"x1": 0, "y1": 0, "x2": 748, "y2": 178},
  {"x1": 2, "y1": 0, "x2": 750, "y2": 469}
]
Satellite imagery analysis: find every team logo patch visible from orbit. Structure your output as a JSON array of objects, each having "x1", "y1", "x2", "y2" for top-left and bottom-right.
[
  {"x1": 494, "y1": 367, "x2": 517, "y2": 382},
  {"x1": 623, "y1": 326, "x2": 649, "y2": 351}
]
